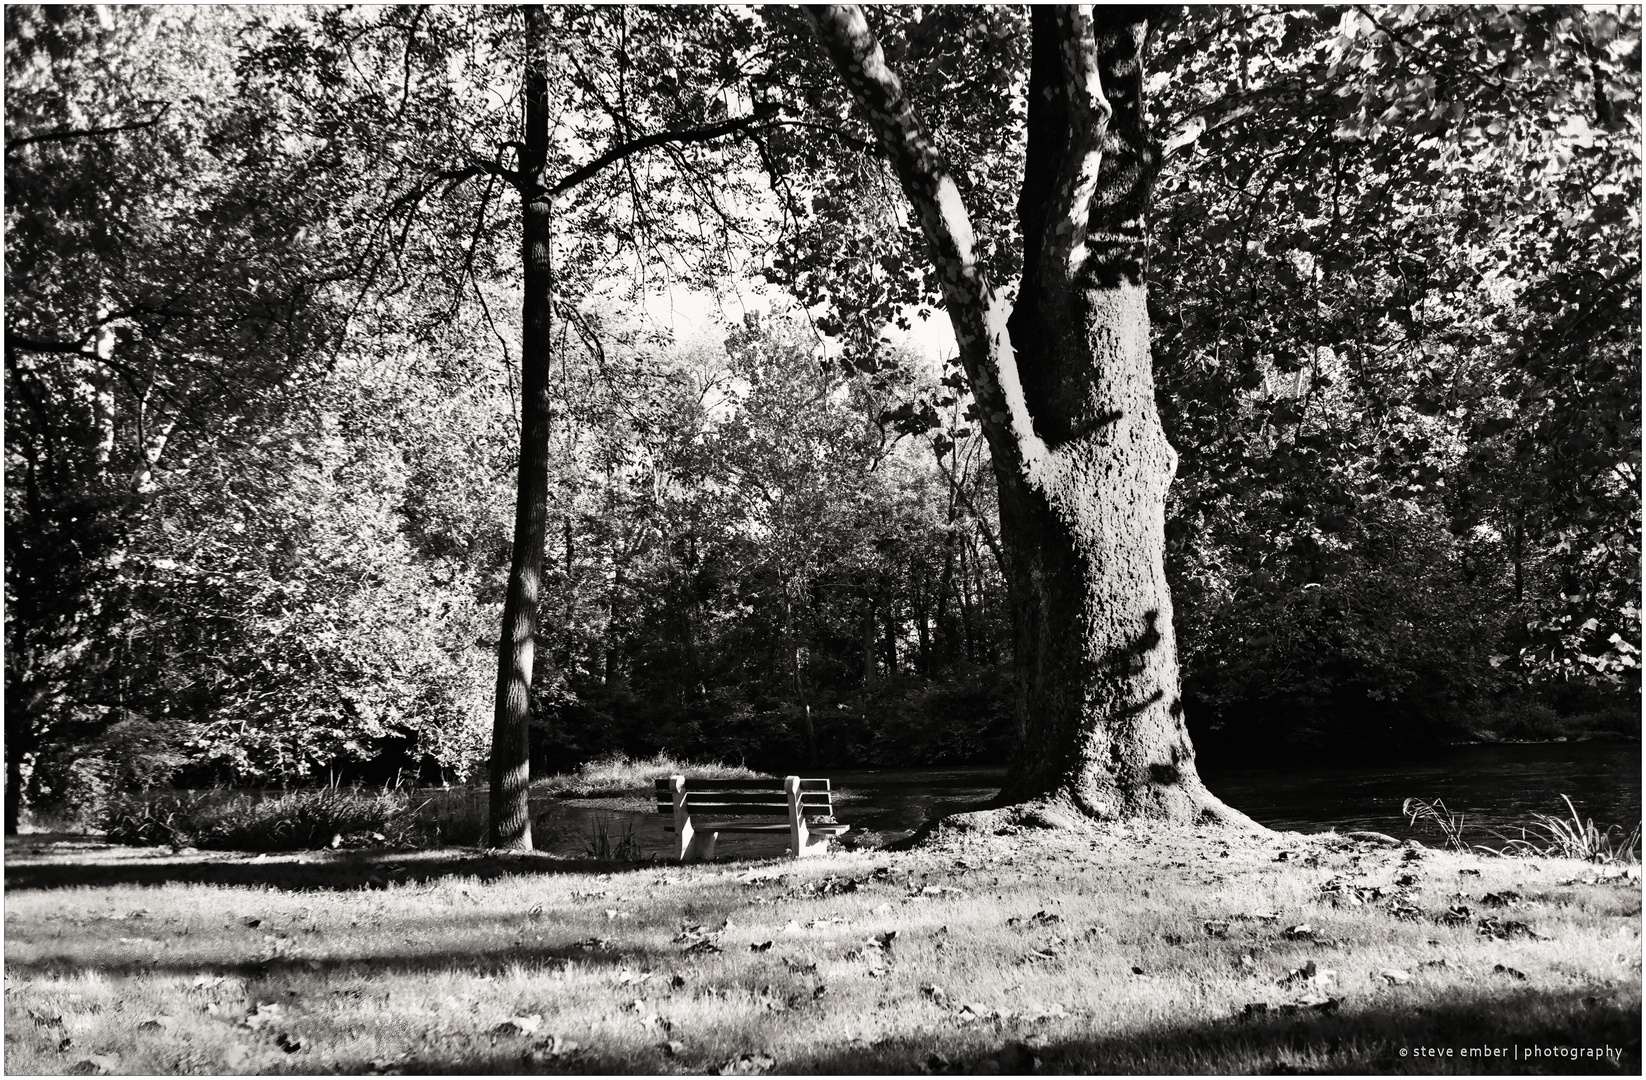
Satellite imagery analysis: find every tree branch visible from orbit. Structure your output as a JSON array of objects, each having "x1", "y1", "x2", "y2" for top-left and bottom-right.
[
  {"x1": 540, "y1": 105, "x2": 778, "y2": 199},
  {"x1": 6, "y1": 103, "x2": 172, "y2": 155},
  {"x1": 800, "y1": 8, "x2": 1009, "y2": 418},
  {"x1": 803, "y1": 4, "x2": 1050, "y2": 492},
  {"x1": 1042, "y1": 6, "x2": 1112, "y2": 280}
]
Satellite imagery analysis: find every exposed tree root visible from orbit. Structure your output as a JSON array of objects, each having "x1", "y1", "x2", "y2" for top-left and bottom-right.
[{"x1": 889, "y1": 787, "x2": 1269, "y2": 852}]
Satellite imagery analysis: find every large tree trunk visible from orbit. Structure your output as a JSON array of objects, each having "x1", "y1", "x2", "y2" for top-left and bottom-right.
[
  {"x1": 807, "y1": 6, "x2": 1252, "y2": 825},
  {"x1": 488, "y1": 5, "x2": 554, "y2": 850}
]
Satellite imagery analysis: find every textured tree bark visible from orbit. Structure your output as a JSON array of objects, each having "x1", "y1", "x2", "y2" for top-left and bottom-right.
[
  {"x1": 806, "y1": 5, "x2": 1252, "y2": 825},
  {"x1": 488, "y1": 5, "x2": 554, "y2": 850}
]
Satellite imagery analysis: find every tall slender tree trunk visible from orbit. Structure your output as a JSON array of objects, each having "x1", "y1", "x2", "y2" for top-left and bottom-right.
[
  {"x1": 861, "y1": 586, "x2": 878, "y2": 686},
  {"x1": 782, "y1": 585, "x2": 817, "y2": 763},
  {"x1": 913, "y1": 555, "x2": 932, "y2": 674},
  {"x1": 881, "y1": 586, "x2": 898, "y2": 676},
  {"x1": 489, "y1": 5, "x2": 554, "y2": 850},
  {"x1": 807, "y1": 6, "x2": 1252, "y2": 826}
]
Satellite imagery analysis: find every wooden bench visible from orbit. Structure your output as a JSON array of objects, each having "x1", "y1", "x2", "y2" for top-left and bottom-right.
[{"x1": 654, "y1": 775, "x2": 849, "y2": 862}]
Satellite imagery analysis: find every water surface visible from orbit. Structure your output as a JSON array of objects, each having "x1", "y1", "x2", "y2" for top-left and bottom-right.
[{"x1": 537, "y1": 742, "x2": 1640, "y2": 860}]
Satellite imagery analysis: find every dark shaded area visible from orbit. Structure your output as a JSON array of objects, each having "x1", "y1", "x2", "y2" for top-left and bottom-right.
[
  {"x1": 1, "y1": 844, "x2": 667, "y2": 894},
  {"x1": 362, "y1": 986, "x2": 1640, "y2": 1075}
]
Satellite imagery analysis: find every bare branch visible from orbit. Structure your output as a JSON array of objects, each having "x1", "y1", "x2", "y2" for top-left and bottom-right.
[
  {"x1": 542, "y1": 105, "x2": 778, "y2": 199},
  {"x1": 6, "y1": 103, "x2": 172, "y2": 155}
]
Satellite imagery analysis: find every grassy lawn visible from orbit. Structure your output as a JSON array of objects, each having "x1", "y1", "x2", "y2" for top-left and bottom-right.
[{"x1": 4, "y1": 815, "x2": 1640, "y2": 1075}]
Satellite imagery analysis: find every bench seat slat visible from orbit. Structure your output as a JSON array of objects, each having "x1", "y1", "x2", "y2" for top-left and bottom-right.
[
  {"x1": 655, "y1": 805, "x2": 834, "y2": 816},
  {"x1": 680, "y1": 791, "x2": 830, "y2": 805},
  {"x1": 664, "y1": 823, "x2": 791, "y2": 833},
  {"x1": 652, "y1": 777, "x2": 830, "y2": 792},
  {"x1": 655, "y1": 795, "x2": 831, "y2": 814}
]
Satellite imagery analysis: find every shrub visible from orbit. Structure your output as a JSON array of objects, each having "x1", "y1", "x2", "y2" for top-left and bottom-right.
[
  {"x1": 101, "y1": 791, "x2": 218, "y2": 846},
  {"x1": 100, "y1": 784, "x2": 420, "y2": 851}
]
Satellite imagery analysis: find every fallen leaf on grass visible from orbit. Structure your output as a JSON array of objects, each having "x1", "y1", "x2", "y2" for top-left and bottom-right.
[
  {"x1": 275, "y1": 1032, "x2": 303, "y2": 1054},
  {"x1": 495, "y1": 1013, "x2": 543, "y2": 1036},
  {"x1": 57, "y1": 1036, "x2": 73, "y2": 1053},
  {"x1": 136, "y1": 1016, "x2": 175, "y2": 1033},
  {"x1": 717, "y1": 1051, "x2": 776, "y2": 1075},
  {"x1": 750, "y1": 941, "x2": 773, "y2": 953},
  {"x1": 1282, "y1": 924, "x2": 1314, "y2": 941},
  {"x1": 1479, "y1": 891, "x2": 1521, "y2": 908},
  {"x1": 1279, "y1": 961, "x2": 1336, "y2": 990},
  {"x1": 921, "y1": 984, "x2": 949, "y2": 1006},
  {"x1": 684, "y1": 938, "x2": 723, "y2": 956},
  {"x1": 660, "y1": 1040, "x2": 684, "y2": 1056},
  {"x1": 1377, "y1": 969, "x2": 1411, "y2": 985},
  {"x1": 29, "y1": 1009, "x2": 64, "y2": 1029},
  {"x1": 1204, "y1": 920, "x2": 1230, "y2": 938},
  {"x1": 1478, "y1": 917, "x2": 1543, "y2": 941},
  {"x1": 523, "y1": 1035, "x2": 580, "y2": 1063},
  {"x1": 1439, "y1": 905, "x2": 1472, "y2": 925},
  {"x1": 1457, "y1": 868, "x2": 1481, "y2": 877},
  {"x1": 1493, "y1": 964, "x2": 1528, "y2": 981},
  {"x1": 242, "y1": 1003, "x2": 285, "y2": 1030},
  {"x1": 70, "y1": 1055, "x2": 119, "y2": 1075}
]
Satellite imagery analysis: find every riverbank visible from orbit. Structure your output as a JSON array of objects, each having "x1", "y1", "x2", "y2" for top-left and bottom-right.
[{"x1": 5, "y1": 820, "x2": 1639, "y2": 1074}]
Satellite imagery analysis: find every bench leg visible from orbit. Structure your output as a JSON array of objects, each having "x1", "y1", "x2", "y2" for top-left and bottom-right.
[
  {"x1": 683, "y1": 829, "x2": 717, "y2": 862},
  {"x1": 795, "y1": 831, "x2": 832, "y2": 857},
  {"x1": 785, "y1": 775, "x2": 831, "y2": 858},
  {"x1": 671, "y1": 775, "x2": 717, "y2": 862}
]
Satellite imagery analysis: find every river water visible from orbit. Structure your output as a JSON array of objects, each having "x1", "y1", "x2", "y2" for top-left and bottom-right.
[{"x1": 538, "y1": 741, "x2": 1640, "y2": 860}]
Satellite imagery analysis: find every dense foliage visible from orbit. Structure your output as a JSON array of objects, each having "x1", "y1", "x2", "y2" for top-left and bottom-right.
[{"x1": 5, "y1": 5, "x2": 1637, "y2": 826}]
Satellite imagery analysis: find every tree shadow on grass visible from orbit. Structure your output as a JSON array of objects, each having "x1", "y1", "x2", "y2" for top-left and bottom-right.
[
  {"x1": 410, "y1": 985, "x2": 1639, "y2": 1076},
  {"x1": 2, "y1": 840, "x2": 767, "y2": 893},
  {"x1": 7, "y1": 908, "x2": 689, "y2": 983},
  {"x1": 797, "y1": 984, "x2": 1638, "y2": 1076}
]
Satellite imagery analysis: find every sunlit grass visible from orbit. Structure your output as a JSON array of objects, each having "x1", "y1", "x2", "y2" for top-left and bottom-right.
[
  {"x1": 534, "y1": 752, "x2": 761, "y2": 798},
  {"x1": 4, "y1": 824, "x2": 1639, "y2": 1074}
]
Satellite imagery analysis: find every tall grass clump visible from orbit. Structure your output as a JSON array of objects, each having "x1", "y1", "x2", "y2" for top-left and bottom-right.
[
  {"x1": 538, "y1": 751, "x2": 759, "y2": 797},
  {"x1": 410, "y1": 785, "x2": 490, "y2": 847},
  {"x1": 1401, "y1": 796, "x2": 1470, "y2": 852},
  {"x1": 581, "y1": 813, "x2": 643, "y2": 861},
  {"x1": 1498, "y1": 794, "x2": 1642, "y2": 864},
  {"x1": 100, "y1": 783, "x2": 420, "y2": 851}
]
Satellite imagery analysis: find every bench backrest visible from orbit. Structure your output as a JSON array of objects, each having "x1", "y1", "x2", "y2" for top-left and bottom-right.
[{"x1": 653, "y1": 776, "x2": 834, "y2": 818}]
